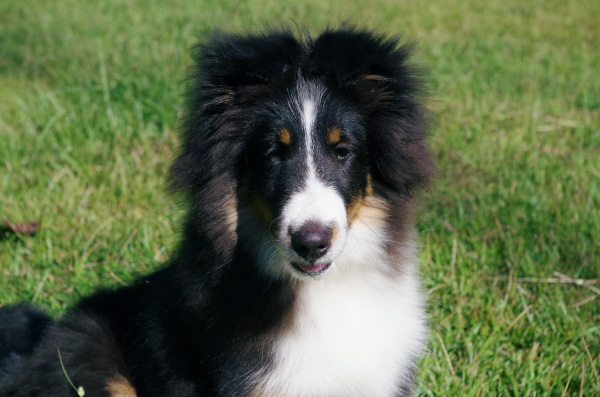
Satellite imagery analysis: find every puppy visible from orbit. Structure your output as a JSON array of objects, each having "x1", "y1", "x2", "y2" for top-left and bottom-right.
[{"x1": 0, "y1": 28, "x2": 434, "y2": 396}]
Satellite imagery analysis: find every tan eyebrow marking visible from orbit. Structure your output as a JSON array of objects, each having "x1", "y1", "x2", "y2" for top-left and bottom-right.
[
  {"x1": 327, "y1": 126, "x2": 342, "y2": 145},
  {"x1": 278, "y1": 128, "x2": 292, "y2": 145}
]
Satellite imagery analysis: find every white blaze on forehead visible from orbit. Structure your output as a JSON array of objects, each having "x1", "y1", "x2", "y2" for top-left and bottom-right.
[
  {"x1": 297, "y1": 79, "x2": 321, "y2": 172},
  {"x1": 301, "y1": 98, "x2": 317, "y2": 171},
  {"x1": 302, "y1": 98, "x2": 316, "y2": 131}
]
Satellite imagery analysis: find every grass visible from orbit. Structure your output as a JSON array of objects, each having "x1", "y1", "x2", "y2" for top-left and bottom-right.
[{"x1": 1, "y1": 0, "x2": 598, "y2": 395}]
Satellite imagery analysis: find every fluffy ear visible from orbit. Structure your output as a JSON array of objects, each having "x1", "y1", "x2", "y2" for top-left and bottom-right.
[
  {"x1": 196, "y1": 31, "x2": 304, "y2": 110},
  {"x1": 309, "y1": 29, "x2": 406, "y2": 86},
  {"x1": 310, "y1": 28, "x2": 435, "y2": 196}
]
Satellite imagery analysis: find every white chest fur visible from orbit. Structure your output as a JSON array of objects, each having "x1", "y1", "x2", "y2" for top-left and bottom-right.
[{"x1": 258, "y1": 268, "x2": 427, "y2": 396}]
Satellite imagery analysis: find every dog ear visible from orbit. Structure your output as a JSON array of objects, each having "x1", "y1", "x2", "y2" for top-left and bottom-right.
[
  {"x1": 195, "y1": 31, "x2": 304, "y2": 110},
  {"x1": 310, "y1": 29, "x2": 435, "y2": 196},
  {"x1": 309, "y1": 30, "x2": 400, "y2": 88}
]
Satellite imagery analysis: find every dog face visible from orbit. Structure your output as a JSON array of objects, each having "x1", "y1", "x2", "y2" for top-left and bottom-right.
[
  {"x1": 242, "y1": 79, "x2": 371, "y2": 278},
  {"x1": 170, "y1": 29, "x2": 434, "y2": 280}
]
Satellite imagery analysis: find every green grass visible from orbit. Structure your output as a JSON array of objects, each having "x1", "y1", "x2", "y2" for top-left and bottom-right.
[{"x1": 1, "y1": 0, "x2": 598, "y2": 395}]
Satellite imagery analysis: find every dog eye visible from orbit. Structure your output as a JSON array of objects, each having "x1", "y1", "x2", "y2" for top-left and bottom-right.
[{"x1": 334, "y1": 146, "x2": 351, "y2": 160}]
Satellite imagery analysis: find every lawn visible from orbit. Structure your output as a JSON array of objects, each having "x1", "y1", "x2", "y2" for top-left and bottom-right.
[{"x1": 1, "y1": 0, "x2": 598, "y2": 395}]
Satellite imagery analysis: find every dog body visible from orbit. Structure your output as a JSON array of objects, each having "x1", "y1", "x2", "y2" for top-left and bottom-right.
[{"x1": 0, "y1": 28, "x2": 433, "y2": 396}]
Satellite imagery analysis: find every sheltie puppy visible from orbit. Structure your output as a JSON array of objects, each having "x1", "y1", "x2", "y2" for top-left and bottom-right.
[{"x1": 0, "y1": 27, "x2": 434, "y2": 396}]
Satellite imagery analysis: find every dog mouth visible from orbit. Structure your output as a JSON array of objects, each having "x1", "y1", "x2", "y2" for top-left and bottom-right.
[{"x1": 291, "y1": 261, "x2": 332, "y2": 275}]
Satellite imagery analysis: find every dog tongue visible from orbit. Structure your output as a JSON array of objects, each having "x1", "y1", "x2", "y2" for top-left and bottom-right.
[{"x1": 297, "y1": 262, "x2": 328, "y2": 273}]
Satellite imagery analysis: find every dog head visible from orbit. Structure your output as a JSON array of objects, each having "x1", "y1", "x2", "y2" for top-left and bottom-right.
[{"x1": 170, "y1": 28, "x2": 433, "y2": 280}]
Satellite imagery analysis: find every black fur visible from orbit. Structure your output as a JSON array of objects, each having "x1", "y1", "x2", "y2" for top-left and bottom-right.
[
  {"x1": 0, "y1": 306, "x2": 52, "y2": 367},
  {"x1": 0, "y1": 28, "x2": 433, "y2": 396}
]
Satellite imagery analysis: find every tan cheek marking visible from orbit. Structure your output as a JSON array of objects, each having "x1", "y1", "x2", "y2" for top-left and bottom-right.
[
  {"x1": 331, "y1": 223, "x2": 339, "y2": 245},
  {"x1": 327, "y1": 126, "x2": 342, "y2": 145},
  {"x1": 278, "y1": 128, "x2": 292, "y2": 145},
  {"x1": 105, "y1": 375, "x2": 137, "y2": 397},
  {"x1": 347, "y1": 176, "x2": 388, "y2": 227},
  {"x1": 347, "y1": 196, "x2": 365, "y2": 225},
  {"x1": 352, "y1": 199, "x2": 388, "y2": 230},
  {"x1": 347, "y1": 175, "x2": 374, "y2": 225}
]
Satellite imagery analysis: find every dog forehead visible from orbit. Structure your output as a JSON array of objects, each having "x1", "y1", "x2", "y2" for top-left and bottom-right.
[{"x1": 277, "y1": 80, "x2": 346, "y2": 143}]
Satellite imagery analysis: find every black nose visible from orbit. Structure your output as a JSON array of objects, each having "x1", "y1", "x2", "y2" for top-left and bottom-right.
[{"x1": 290, "y1": 222, "x2": 333, "y2": 262}]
